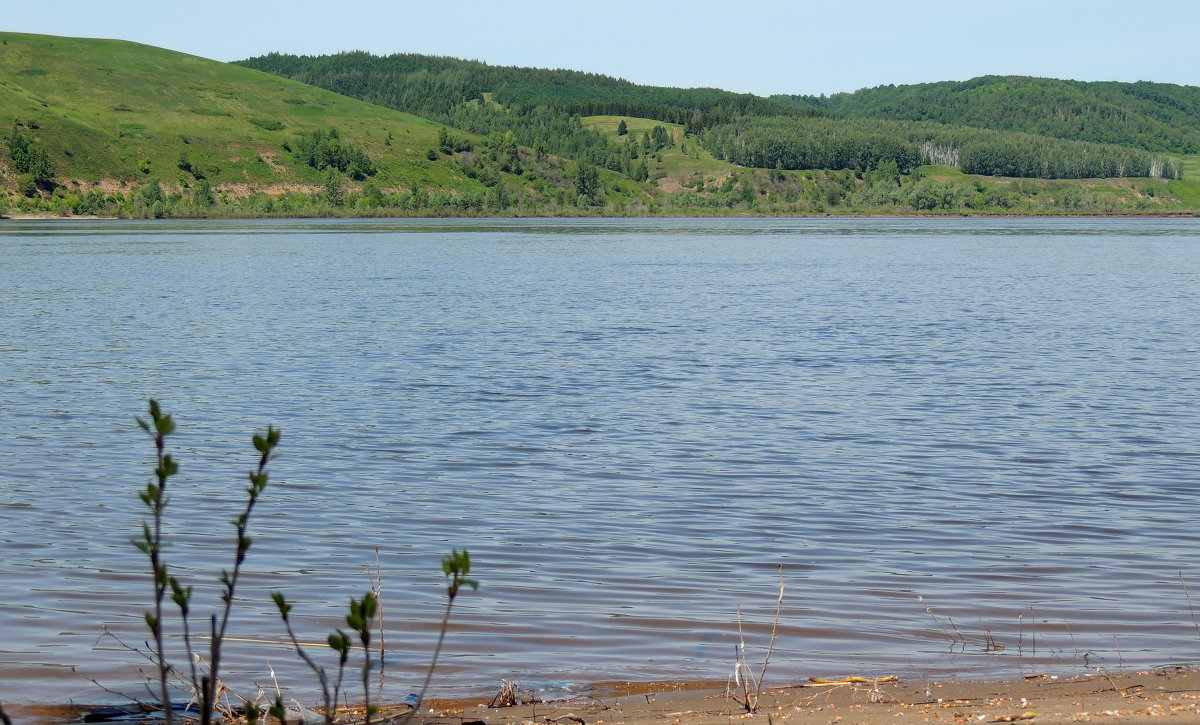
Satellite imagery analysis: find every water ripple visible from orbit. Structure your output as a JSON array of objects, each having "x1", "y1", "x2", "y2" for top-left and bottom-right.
[{"x1": 1, "y1": 217, "x2": 1199, "y2": 702}]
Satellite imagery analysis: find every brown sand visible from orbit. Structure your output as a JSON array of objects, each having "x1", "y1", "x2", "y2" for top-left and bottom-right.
[
  {"x1": 9, "y1": 670, "x2": 1200, "y2": 725},
  {"x1": 409, "y1": 669, "x2": 1200, "y2": 725}
]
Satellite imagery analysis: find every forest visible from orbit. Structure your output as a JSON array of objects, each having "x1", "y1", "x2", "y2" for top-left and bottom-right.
[
  {"x1": 702, "y1": 117, "x2": 1181, "y2": 179},
  {"x1": 237, "y1": 51, "x2": 1185, "y2": 183},
  {"x1": 783, "y1": 76, "x2": 1200, "y2": 154}
]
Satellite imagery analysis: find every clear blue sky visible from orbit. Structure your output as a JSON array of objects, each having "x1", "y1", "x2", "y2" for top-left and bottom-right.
[{"x1": 6, "y1": 0, "x2": 1198, "y2": 96}]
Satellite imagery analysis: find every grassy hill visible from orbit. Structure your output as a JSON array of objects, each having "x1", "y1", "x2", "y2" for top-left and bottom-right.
[
  {"x1": 781, "y1": 76, "x2": 1200, "y2": 154},
  {"x1": 0, "y1": 32, "x2": 474, "y2": 189},
  {"x1": 0, "y1": 31, "x2": 648, "y2": 218}
]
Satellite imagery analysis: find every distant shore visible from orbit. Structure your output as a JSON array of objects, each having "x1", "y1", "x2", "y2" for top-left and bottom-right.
[{"x1": 2, "y1": 211, "x2": 1198, "y2": 222}]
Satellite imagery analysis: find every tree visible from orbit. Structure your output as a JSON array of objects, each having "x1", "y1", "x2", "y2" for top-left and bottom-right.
[
  {"x1": 360, "y1": 182, "x2": 385, "y2": 207},
  {"x1": 321, "y1": 168, "x2": 344, "y2": 206},
  {"x1": 192, "y1": 179, "x2": 215, "y2": 207},
  {"x1": 617, "y1": 119, "x2": 628, "y2": 136},
  {"x1": 8, "y1": 125, "x2": 53, "y2": 185},
  {"x1": 574, "y1": 163, "x2": 600, "y2": 202},
  {"x1": 136, "y1": 180, "x2": 164, "y2": 206}
]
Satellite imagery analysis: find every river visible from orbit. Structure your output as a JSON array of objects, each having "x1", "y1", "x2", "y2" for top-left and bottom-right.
[{"x1": 1, "y1": 217, "x2": 1199, "y2": 704}]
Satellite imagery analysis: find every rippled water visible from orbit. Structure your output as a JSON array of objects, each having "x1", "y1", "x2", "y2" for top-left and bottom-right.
[{"x1": 2, "y1": 217, "x2": 1199, "y2": 705}]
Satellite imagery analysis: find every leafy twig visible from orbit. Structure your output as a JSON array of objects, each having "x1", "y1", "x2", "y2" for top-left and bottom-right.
[
  {"x1": 135, "y1": 400, "x2": 179, "y2": 724},
  {"x1": 202, "y1": 426, "x2": 280, "y2": 725}
]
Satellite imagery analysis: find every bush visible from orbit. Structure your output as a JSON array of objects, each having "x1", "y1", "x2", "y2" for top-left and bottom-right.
[{"x1": 249, "y1": 118, "x2": 285, "y2": 131}]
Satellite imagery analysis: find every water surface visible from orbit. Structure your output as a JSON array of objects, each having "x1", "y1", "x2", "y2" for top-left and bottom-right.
[{"x1": 1, "y1": 217, "x2": 1199, "y2": 704}]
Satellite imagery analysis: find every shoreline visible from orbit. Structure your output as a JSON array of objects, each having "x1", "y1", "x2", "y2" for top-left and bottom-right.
[
  {"x1": 2, "y1": 211, "x2": 1199, "y2": 222},
  {"x1": 7, "y1": 670, "x2": 1200, "y2": 724}
]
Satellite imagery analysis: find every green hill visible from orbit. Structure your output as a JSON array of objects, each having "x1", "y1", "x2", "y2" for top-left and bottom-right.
[
  {"x1": 0, "y1": 32, "x2": 644, "y2": 217},
  {"x1": 780, "y1": 76, "x2": 1200, "y2": 154},
  {"x1": 2, "y1": 33, "x2": 1198, "y2": 218},
  {"x1": 0, "y1": 32, "x2": 465, "y2": 187},
  {"x1": 236, "y1": 51, "x2": 1182, "y2": 184}
]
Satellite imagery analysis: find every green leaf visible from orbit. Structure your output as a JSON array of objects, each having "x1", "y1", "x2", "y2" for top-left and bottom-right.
[
  {"x1": 156, "y1": 414, "x2": 175, "y2": 436},
  {"x1": 271, "y1": 591, "x2": 292, "y2": 616}
]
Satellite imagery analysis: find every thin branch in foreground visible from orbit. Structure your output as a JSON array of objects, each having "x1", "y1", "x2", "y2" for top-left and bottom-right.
[
  {"x1": 1181, "y1": 572, "x2": 1200, "y2": 639},
  {"x1": 918, "y1": 594, "x2": 964, "y2": 644},
  {"x1": 752, "y1": 564, "x2": 785, "y2": 709}
]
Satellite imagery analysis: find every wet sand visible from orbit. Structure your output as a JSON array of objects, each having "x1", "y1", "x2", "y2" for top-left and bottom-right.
[{"x1": 10, "y1": 670, "x2": 1200, "y2": 725}]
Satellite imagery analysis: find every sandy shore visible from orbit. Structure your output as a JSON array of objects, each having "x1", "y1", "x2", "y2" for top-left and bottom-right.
[
  {"x1": 416, "y1": 670, "x2": 1200, "y2": 725},
  {"x1": 10, "y1": 670, "x2": 1200, "y2": 725}
]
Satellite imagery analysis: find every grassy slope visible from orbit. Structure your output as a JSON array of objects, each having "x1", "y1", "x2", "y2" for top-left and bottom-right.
[
  {"x1": 582, "y1": 116, "x2": 739, "y2": 190},
  {"x1": 0, "y1": 32, "x2": 485, "y2": 192}
]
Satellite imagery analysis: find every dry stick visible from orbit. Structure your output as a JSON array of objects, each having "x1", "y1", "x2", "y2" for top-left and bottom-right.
[
  {"x1": 370, "y1": 549, "x2": 386, "y2": 700},
  {"x1": 70, "y1": 666, "x2": 167, "y2": 719},
  {"x1": 752, "y1": 565, "x2": 785, "y2": 711},
  {"x1": 374, "y1": 549, "x2": 386, "y2": 669},
  {"x1": 947, "y1": 616, "x2": 967, "y2": 645},
  {"x1": 1114, "y1": 635, "x2": 1123, "y2": 669},
  {"x1": 918, "y1": 595, "x2": 962, "y2": 644},
  {"x1": 1180, "y1": 572, "x2": 1200, "y2": 639},
  {"x1": 1017, "y1": 613, "x2": 1024, "y2": 657},
  {"x1": 734, "y1": 606, "x2": 754, "y2": 711},
  {"x1": 1040, "y1": 632, "x2": 1055, "y2": 655},
  {"x1": 1030, "y1": 607, "x2": 1037, "y2": 659},
  {"x1": 97, "y1": 628, "x2": 200, "y2": 702},
  {"x1": 1066, "y1": 620, "x2": 1078, "y2": 658}
]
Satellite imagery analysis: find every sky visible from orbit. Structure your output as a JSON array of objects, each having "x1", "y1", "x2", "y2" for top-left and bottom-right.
[{"x1": 6, "y1": 0, "x2": 1199, "y2": 96}]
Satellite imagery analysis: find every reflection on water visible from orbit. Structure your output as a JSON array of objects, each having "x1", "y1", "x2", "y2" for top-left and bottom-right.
[{"x1": 1, "y1": 217, "x2": 1199, "y2": 704}]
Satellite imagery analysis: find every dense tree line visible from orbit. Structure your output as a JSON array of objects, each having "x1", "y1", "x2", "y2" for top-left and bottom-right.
[
  {"x1": 236, "y1": 50, "x2": 808, "y2": 131},
  {"x1": 239, "y1": 51, "x2": 646, "y2": 175},
  {"x1": 782, "y1": 76, "x2": 1200, "y2": 154},
  {"x1": 488, "y1": 82, "x2": 817, "y2": 132},
  {"x1": 236, "y1": 50, "x2": 634, "y2": 119},
  {"x1": 702, "y1": 116, "x2": 1181, "y2": 179},
  {"x1": 238, "y1": 52, "x2": 1184, "y2": 184}
]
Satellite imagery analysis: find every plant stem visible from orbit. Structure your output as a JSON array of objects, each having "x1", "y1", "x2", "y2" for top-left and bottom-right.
[
  {"x1": 753, "y1": 565, "x2": 785, "y2": 709},
  {"x1": 203, "y1": 430, "x2": 276, "y2": 725}
]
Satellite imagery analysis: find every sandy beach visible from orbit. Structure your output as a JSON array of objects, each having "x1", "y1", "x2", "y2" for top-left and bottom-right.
[
  {"x1": 9, "y1": 670, "x2": 1200, "y2": 725},
  {"x1": 407, "y1": 669, "x2": 1200, "y2": 725}
]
